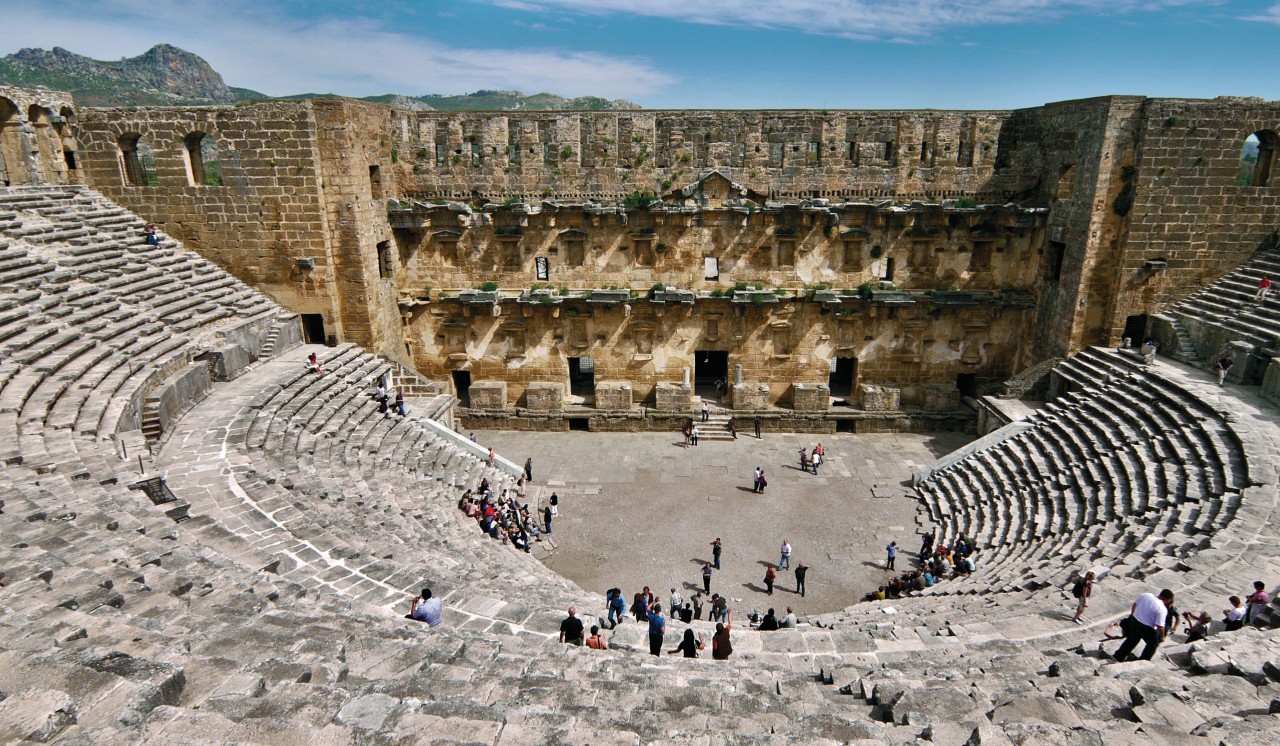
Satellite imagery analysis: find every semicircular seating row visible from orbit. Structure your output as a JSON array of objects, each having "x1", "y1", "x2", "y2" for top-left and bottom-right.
[
  {"x1": 2, "y1": 185, "x2": 1280, "y2": 743},
  {"x1": 913, "y1": 346, "x2": 1249, "y2": 597}
]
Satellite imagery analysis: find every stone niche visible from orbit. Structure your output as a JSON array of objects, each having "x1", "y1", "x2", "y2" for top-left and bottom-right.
[
  {"x1": 731, "y1": 382, "x2": 771, "y2": 411},
  {"x1": 468, "y1": 381, "x2": 507, "y2": 410},
  {"x1": 922, "y1": 384, "x2": 961, "y2": 411},
  {"x1": 524, "y1": 382, "x2": 564, "y2": 412},
  {"x1": 595, "y1": 381, "x2": 633, "y2": 410},
  {"x1": 860, "y1": 384, "x2": 901, "y2": 412},
  {"x1": 792, "y1": 383, "x2": 830, "y2": 412},
  {"x1": 654, "y1": 382, "x2": 692, "y2": 412}
]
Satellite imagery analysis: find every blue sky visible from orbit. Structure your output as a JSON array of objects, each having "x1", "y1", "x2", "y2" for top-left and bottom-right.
[{"x1": 1, "y1": 1, "x2": 1278, "y2": 108}]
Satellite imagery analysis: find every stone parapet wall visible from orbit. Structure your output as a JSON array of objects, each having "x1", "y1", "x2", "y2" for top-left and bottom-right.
[{"x1": 390, "y1": 109, "x2": 1015, "y2": 203}]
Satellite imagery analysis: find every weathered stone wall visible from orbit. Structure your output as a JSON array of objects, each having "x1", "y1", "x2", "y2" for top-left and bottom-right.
[
  {"x1": 410, "y1": 294, "x2": 1034, "y2": 410},
  {"x1": 1104, "y1": 97, "x2": 1280, "y2": 342},
  {"x1": 0, "y1": 85, "x2": 80, "y2": 186},
  {"x1": 76, "y1": 100, "x2": 408, "y2": 361},
  {"x1": 390, "y1": 110, "x2": 1012, "y2": 203}
]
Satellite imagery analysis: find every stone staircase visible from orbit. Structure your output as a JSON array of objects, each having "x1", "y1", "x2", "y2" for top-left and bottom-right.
[
  {"x1": 697, "y1": 408, "x2": 738, "y2": 441},
  {"x1": 2, "y1": 183, "x2": 1280, "y2": 743}
]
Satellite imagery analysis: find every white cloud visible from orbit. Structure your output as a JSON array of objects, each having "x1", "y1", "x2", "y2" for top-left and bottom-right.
[
  {"x1": 0, "y1": 0, "x2": 674, "y2": 98},
  {"x1": 1243, "y1": 3, "x2": 1280, "y2": 24},
  {"x1": 471, "y1": 0, "x2": 1216, "y2": 40}
]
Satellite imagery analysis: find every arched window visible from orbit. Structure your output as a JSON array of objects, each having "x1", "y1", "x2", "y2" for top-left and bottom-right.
[
  {"x1": 56, "y1": 107, "x2": 78, "y2": 171},
  {"x1": 119, "y1": 134, "x2": 158, "y2": 187},
  {"x1": 182, "y1": 132, "x2": 221, "y2": 186},
  {"x1": 1238, "y1": 131, "x2": 1279, "y2": 187},
  {"x1": 0, "y1": 97, "x2": 21, "y2": 185},
  {"x1": 27, "y1": 105, "x2": 59, "y2": 183}
]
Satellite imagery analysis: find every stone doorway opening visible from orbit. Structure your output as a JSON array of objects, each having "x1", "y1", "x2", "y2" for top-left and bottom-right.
[
  {"x1": 694, "y1": 350, "x2": 728, "y2": 400},
  {"x1": 301, "y1": 314, "x2": 326, "y2": 345},
  {"x1": 1122, "y1": 314, "x2": 1149, "y2": 348},
  {"x1": 829, "y1": 356, "x2": 857, "y2": 399},
  {"x1": 451, "y1": 370, "x2": 472, "y2": 407},
  {"x1": 568, "y1": 356, "x2": 595, "y2": 398}
]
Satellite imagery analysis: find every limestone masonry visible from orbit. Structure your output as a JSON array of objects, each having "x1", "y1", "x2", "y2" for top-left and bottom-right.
[{"x1": 2, "y1": 84, "x2": 1280, "y2": 743}]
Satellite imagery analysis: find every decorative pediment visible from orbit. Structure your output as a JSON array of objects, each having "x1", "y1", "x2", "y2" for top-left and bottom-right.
[{"x1": 672, "y1": 170, "x2": 767, "y2": 207}]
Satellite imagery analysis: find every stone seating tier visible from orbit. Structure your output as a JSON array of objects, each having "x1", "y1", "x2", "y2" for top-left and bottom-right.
[{"x1": 2, "y1": 184, "x2": 1280, "y2": 742}]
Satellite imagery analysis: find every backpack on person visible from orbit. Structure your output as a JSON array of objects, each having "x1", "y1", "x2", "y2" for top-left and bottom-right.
[{"x1": 1071, "y1": 580, "x2": 1085, "y2": 599}]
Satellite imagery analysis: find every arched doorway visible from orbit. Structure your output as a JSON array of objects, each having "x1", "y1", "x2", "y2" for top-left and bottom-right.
[
  {"x1": 1238, "y1": 131, "x2": 1279, "y2": 187},
  {"x1": 0, "y1": 97, "x2": 26, "y2": 186}
]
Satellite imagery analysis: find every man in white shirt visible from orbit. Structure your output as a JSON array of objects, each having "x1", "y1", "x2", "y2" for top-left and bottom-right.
[
  {"x1": 780, "y1": 607, "x2": 798, "y2": 628},
  {"x1": 1114, "y1": 589, "x2": 1174, "y2": 661},
  {"x1": 669, "y1": 588, "x2": 683, "y2": 619},
  {"x1": 408, "y1": 588, "x2": 443, "y2": 628},
  {"x1": 779, "y1": 540, "x2": 792, "y2": 570}
]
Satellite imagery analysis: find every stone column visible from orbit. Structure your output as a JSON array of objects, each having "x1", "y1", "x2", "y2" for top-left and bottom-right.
[
  {"x1": 1228, "y1": 340, "x2": 1253, "y2": 384},
  {"x1": 682, "y1": 367, "x2": 690, "y2": 386},
  {"x1": 734, "y1": 364, "x2": 743, "y2": 386}
]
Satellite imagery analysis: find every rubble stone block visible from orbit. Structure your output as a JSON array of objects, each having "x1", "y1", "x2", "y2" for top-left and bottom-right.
[
  {"x1": 594, "y1": 381, "x2": 632, "y2": 410},
  {"x1": 731, "y1": 382, "x2": 770, "y2": 410},
  {"x1": 860, "y1": 384, "x2": 901, "y2": 412},
  {"x1": 792, "y1": 383, "x2": 830, "y2": 412},
  {"x1": 524, "y1": 382, "x2": 563, "y2": 411},
  {"x1": 468, "y1": 381, "x2": 506, "y2": 410},
  {"x1": 653, "y1": 382, "x2": 691, "y2": 412}
]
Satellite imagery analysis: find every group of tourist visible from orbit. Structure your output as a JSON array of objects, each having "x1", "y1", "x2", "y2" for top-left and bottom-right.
[
  {"x1": 372, "y1": 381, "x2": 405, "y2": 417},
  {"x1": 797, "y1": 443, "x2": 826, "y2": 474},
  {"x1": 455, "y1": 476, "x2": 555, "y2": 552},
  {"x1": 1105, "y1": 580, "x2": 1271, "y2": 661},
  {"x1": 863, "y1": 532, "x2": 976, "y2": 601},
  {"x1": 580, "y1": 589, "x2": 737, "y2": 660}
]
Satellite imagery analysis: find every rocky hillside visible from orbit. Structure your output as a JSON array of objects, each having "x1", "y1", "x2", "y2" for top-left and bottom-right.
[
  {"x1": 0, "y1": 44, "x2": 641, "y2": 110},
  {"x1": 0, "y1": 44, "x2": 262, "y2": 106}
]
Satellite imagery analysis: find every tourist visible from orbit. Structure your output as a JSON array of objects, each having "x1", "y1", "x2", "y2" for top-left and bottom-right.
[
  {"x1": 753, "y1": 467, "x2": 763, "y2": 493},
  {"x1": 798, "y1": 447, "x2": 808, "y2": 472},
  {"x1": 394, "y1": 390, "x2": 405, "y2": 416},
  {"x1": 469, "y1": 432, "x2": 478, "y2": 442},
  {"x1": 543, "y1": 503, "x2": 553, "y2": 535},
  {"x1": 701, "y1": 401, "x2": 709, "y2": 422},
  {"x1": 143, "y1": 222, "x2": 159, "y2": 246},
  {"x1": 711, "y1": 538, "x2": 722, "y2": 569},
  {"x1": 407, "y1": 588, "x2": 443, "y2": 627},
  {"x1": 1258, "y1": 275, "x2": 1272, "y2": 303},
  {"x1": 1183, "y1": 610, "x2": 1212, "y2": 642},
  {"x1": 683, "y1": 423, "x2": 691, "y2": 448},
  {"x1": 633, "y1": 587, "x2": 653, "y2": 622},
  {"x1": 647, "y1": 603, "x2": 666, "y2": 656},
  {"x1": 524, "y1": 457, "x2": 533, "y2": 481},
  {"x1": 702, "y1": 562, "x2": 714, "y2": 594},
  {"x1": 712, "y1": 614, "x2": 734, "y2": 660},
  {"x1": 758, "y1": 468, "x2": 767, "y2": 493},
  {"x1": 606, "y1": 588, "x2": 626, "y2": 628},
  {"x1": 1245, "y1": 581, "x2": 1270, "y2": 624},
  {"x1": 679, "y1": 602, "x2": 694, "y2": 624},
  {"x1": 728, "y1": 419, "x2": 737, "y2": 439},
  {"x1": 1113, "y1": 588, "x2": 1174, "y2": 662},
  {"x1": 306, "y1": 352, "x2": 324, "y2": 376},
  {"x1": 795, "y1": 562, "x2": 809, "y2": 597},
  {"x1": 559, "y1": 606, "x2": 585, "y2": 646},
  {"x1": 779, "y1": 539, "x2": 792, "y2": 570},
  {"x1": 711, "y1": 593, "x2": 728, "y2": 623},
  {"x1": 1223, "y1": 596, "x2": 1246, "y2": 631},
  {"x1": 754, "y1": 416, "x2": 762, "y2": 438},
  {"x1": 757, "y1": 608, "x2": 779, "y2": 631},
  {"x1": 669, "y1": 588, "x2": 683, "y2": 618},
  {"x1": 691, "y1": 592, "x2": 704, "y2": 620},
  {"x1": 781, "y1": 607, "x2": 798, "y2": 628},
  {"x1": 764, "y1": 564, "x2": 777, "y2": 596},
  {"x1": 918, "y1": 530, "x2": 935, "y2": 561},
  {"x1": 668, "y1": 628, "x2": 704, "y2": 658},
  {"x1": 810, "y1": 449, "x2": 821, "y2": 475},
  {"x1": 1216, "y1": 353, "x2": 1233, "y2": 387},
  {"x1": 586, "y1": 625, "x2": 608, "y2": 650},
  {"x1": 1072, "y1": 571, "x2": 1095, "y2": 624},
  {"x1": 885, "y1": 541, "x2": 898, "y2": 570},
  {"x1": 1140, "y1": 338, "x2": 1158, "y2": 366},
  {"x1": 691, "y1": 424, "x2": 700, "y2": 446}
]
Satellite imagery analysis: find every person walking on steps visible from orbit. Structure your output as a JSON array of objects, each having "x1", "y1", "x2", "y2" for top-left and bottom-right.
[
  {"x1": 1113, "y1": 588, "x2": 1174, "y2": 662},
  {"x1": 1072, "y1": 571, "x2": 1095, "y2": 624},
  {"x1": 1217, "y1": 353, "x2": 1233, "y2": 387},
  {"x1": 1258, "y1": 275, "x2": 1272, "y2": 303},
  {"x1": 702, "y1": 401, "x2": 709, "y2": 422}
]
